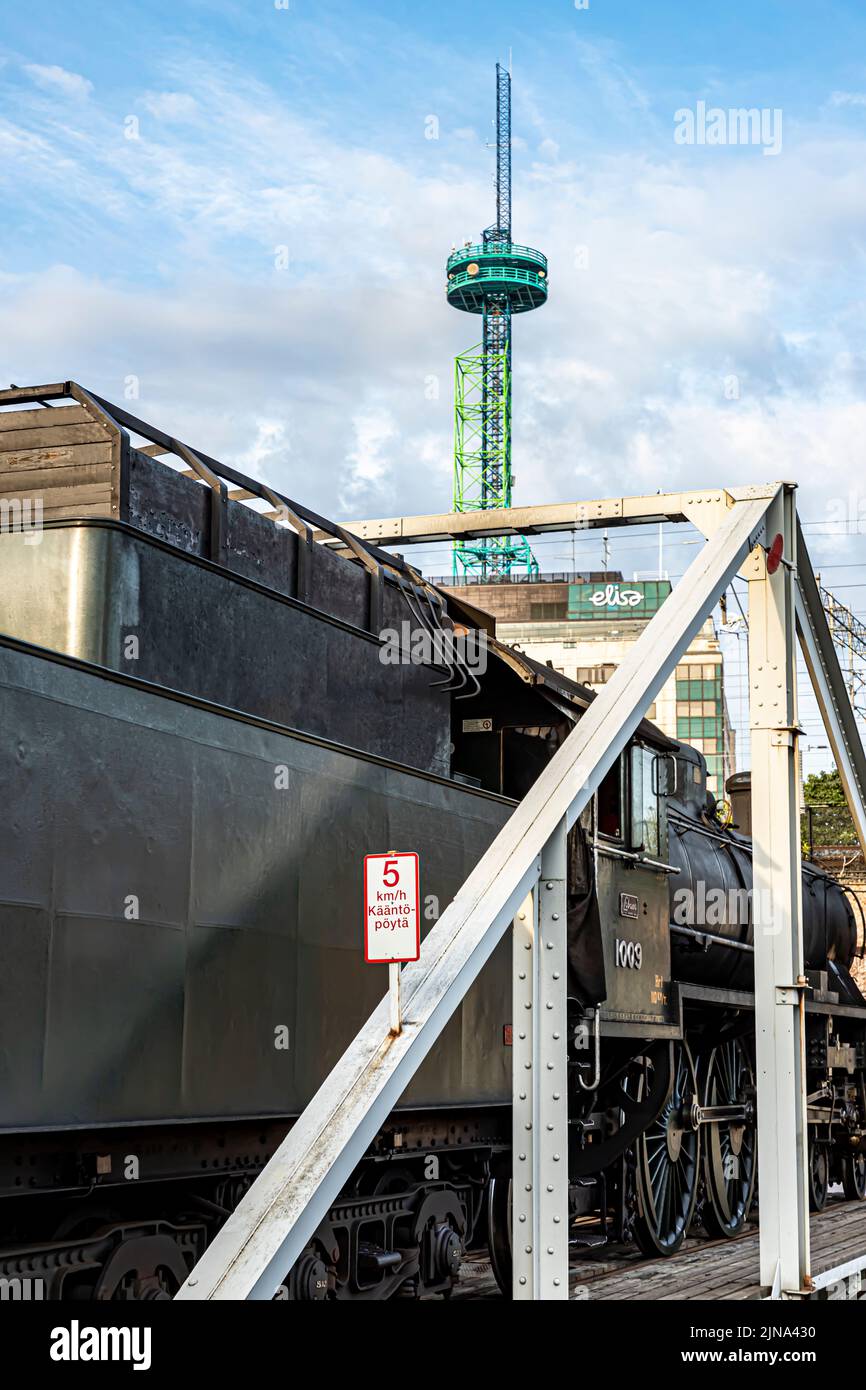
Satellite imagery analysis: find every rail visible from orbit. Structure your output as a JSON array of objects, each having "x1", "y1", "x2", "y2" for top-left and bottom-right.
[{"x1": 447, "y1": 241, "x2": 548, "y2": 272}]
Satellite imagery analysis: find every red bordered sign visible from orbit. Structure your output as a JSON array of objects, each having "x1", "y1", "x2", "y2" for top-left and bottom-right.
[{"x1": 363, "y1": 852, "x2": 420, "y2": 964}]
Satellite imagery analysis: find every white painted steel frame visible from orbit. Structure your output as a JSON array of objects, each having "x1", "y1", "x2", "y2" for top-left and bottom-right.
[
  {"x1": 747, "y1": 488, "x2": 811, "y2": 1296},
  {"x1": 175, "y1": 481, "x2": 866, "y2": 1303},
  {"x1": 512, "y1": 821, "x2": 570, "y2": 1299},
  {"x1": 313, "y1": 488, "x2": 764, "y2": 548},
  {"x1": 176, "y1": 490, "x2": 774, "y2": 1301}
]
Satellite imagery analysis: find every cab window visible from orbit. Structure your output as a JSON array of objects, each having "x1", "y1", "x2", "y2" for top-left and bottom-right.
[{"x1": 630, "y1": 745, "x2": 662, "y2": 856}]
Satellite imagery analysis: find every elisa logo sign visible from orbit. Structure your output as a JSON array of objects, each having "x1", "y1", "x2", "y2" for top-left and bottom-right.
[{"x1": 589, "y1": 584, "x2": 643, "y2": 609}]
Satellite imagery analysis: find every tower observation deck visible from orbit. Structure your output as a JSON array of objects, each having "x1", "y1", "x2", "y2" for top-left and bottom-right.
[{"x1": 447, "y1": 63, "x2": 548, "y2": 579}]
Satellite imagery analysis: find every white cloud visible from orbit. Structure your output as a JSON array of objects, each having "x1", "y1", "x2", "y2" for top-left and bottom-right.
[
  {"x1": 830, "y1": 91, "x2": 866, "y2": 108},
  {"x1": 2, "y1": 52, "x2": 866, "y2": 570},
  {"x1": 23, "y1": 64, "x2": 93, "y2": 100},
  {"x1": 143, "y1": 92, "x2": 199, "y2": 121}
]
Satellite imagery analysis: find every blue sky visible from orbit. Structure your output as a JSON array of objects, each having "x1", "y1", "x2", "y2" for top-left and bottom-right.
[{"x1": 3, "y1": 0, "x2": 866, "y2": 760}]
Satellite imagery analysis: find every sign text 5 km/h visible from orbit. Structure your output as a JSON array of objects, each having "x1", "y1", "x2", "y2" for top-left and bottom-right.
[{"x1": 363, "y1": 852, "x2": 420, "y2": 964}]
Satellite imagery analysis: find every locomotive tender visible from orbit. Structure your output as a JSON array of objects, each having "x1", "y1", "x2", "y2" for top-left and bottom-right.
[{"x1": 0, "y1": 383, "x2": 864, "y2": 1300}]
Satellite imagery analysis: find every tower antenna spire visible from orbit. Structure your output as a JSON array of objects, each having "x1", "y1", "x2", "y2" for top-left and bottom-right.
[{"x1": 446, "y1": 64, "x2": 548, "y2": 580}]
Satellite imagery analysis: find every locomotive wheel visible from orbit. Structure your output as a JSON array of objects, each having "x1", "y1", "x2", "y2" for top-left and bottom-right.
[
  {"x1": 631, "y1": 1042, "x2": 700, "y2": 1257},
  {"x1": 93, "y1": 1233, "x2": 189, "y2": 1300},
  {"x1": 487, "y1": 1173, "x2": 512, "y2": 1298},
  {"x1": 842, "y1": 1152, "x2": 866, "y2": 1202},
  {"x1": 809, "y1": 1142, "x2": 830, "y2": 1212},
  {"x1": 701, "y1": 1038, "x2": 757, "y2": 1239}
]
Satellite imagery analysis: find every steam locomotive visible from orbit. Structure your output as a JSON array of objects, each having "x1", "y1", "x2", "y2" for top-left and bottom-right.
[{"x1": 0, "y1": 384, "x2": 863, "y2": 1301}]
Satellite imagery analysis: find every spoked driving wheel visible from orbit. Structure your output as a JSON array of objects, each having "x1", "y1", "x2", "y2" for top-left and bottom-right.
[
  {"x1": 630, "y1": 1042, "x2": 700, "y2": 1257},
  {"x1": 842, "y1": 1152, "x2": 866, "y2": 1201},
  {"x1": 701, "y1": 1037, "x2": 757, "y2": 1239},
  {"x1": 809, "y1": 1140, "x2": 829, "y2": 1212}
]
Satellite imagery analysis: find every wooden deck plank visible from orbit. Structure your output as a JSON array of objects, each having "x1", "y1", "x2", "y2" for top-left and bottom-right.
[
  {"x1": 0, "y1": 443, "x2": 113, "y2": 478},
  {"x1": 0, "y1": 405, "x2": 91, "y2": 432},
  {"x1": 448, "y1": 1197, "x2": 866, "y2": 1300},
  {"x1": 0, "y1": 421, "x2": 112, "y2": 452}
]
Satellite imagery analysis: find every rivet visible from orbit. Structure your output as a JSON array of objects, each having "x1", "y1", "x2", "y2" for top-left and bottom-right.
[
  {"x1": 553, "y1": 1216, "x2": 561, "y2": 1224},
  {"x1": 547, "y1": 1124, "x2": 554, "y2": 1132},
  {"x1": 525, "y1": 1246, "x2": 532, "y2": 1255},
  {"x1": 519, "y1": 1276, "x2": 527, "y2": 1286},
  {"x1": 553, "y1": 1154, "x2": 561, "y2": 1162},
  {"x1": 526, "y1": 1122, "x2": 532, "y2": 1131},
  {"x1": 553, "y1": 1278, "x2": 561, "y2": 1288},
  {"x1": 546, "y1": 1002, "x2": 553, "y2": 1010},
  {"x1": 545, "y1": 882, "x2": 554, "y2": 890},
  {"x1": 524, "y1": 1062, "x2": 532, "y2": 1070},
  {"x1": 553, "y1": 972, "x2": 560, "y2": 980},
  {"x1": 519, "y1": 972, "x2": 526, "y2": 980},
  {"x1": 518, "y1": 911, "x2": 526, "y2": 921},
  {"x1": 547, "y1": 1247, "x2": 554, "y2": 1255},
  {"x1": 547, "y1": 1063, "x2": 554, "y2": 1070},
  {"x1": 546, "y1": 942, "x2": 553, "y2": 950},
  {"x1": 546, "y1": 1185, "x2": 554, "y2": 1193},
  {"x1": 519, "y1": 1214, "x2": 526, "y2": 1223},
  {"x1": 519, "y1": 1031, "x2": 526, "y2": 1040},
  {"x1": 519, "y1": 1153, "x2": 526, "y2": 1161},
  {"x1": 553, "y1": 1032, "x2": 560, "y2": 1040},
  {"x1": 553, "y1": 1092, "x2": 561, "y2": 1100},
  {"x1": 519, "y1": 1091, "x2": 526, "y2": 1100},
  {"x1": 525, "y1": 1185, "x2": 532, "y2": 1192},
  {"x1": 525, "y1": 1002, "x2": 532, "y2": 1010},
  {"x1": 551, "y1": 913, "x2": 560, "y2": 922}
]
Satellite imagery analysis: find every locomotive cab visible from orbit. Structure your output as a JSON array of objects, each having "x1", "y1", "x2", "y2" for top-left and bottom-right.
[{"x1": 592, "y1": 742, "x2": 679, "y2": 1036}]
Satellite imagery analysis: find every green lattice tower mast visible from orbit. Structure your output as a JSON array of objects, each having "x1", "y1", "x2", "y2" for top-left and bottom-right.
[{"x1": 446, "y1": 62, "x2": 548, "y2": 578}]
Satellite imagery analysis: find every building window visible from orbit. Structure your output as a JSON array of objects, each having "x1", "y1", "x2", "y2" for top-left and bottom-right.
[
  {"x1": 530, "y1": 601, "x2": 569, "y2": 621},
  {"x1": 576, "y1": 664, "x2": 616, "y2": 686}
]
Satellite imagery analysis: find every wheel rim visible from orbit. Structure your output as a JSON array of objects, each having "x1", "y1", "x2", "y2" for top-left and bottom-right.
[
  {"x1": 809, "y1": 1143, "x2": 829, "y2": 1211},
  {"x1": 703, "y1": 1039, "x2": 757, "y2": 1236},
  {"x1": 633, "y1": 1043, "x2": 700, "y2": 1254},
  {"x1": 844, "y1": 1153, "x2": 866, "y2": 1201},
  {"x1": 487, "y1": 1174, "x2": 512, "y2": 1297}
]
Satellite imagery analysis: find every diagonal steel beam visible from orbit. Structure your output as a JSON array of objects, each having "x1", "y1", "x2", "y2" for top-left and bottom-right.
[{"x1": 176, "y1": 490, "x2": 776, "y2": 1300}]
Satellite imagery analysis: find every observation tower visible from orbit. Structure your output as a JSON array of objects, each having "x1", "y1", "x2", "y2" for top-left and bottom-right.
[{"x1": 446, "y1": 62, "x2": 548, "y2": 578}]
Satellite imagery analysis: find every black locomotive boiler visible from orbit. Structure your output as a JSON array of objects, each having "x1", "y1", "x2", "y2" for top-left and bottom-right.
[{"x1": 0, "y1": 384, "x2": 863, "y2": 1300}]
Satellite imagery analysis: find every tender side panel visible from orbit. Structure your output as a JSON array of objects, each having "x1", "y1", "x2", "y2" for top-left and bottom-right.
[
  {"x1": 0, "y1": 642, "x2": 513, "y2": 1131},
  {"x1": 0, "y1": 524, "x2": 453, "y2": 776}
]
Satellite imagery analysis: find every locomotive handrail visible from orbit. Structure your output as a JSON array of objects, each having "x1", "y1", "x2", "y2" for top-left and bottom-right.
[{"x1": 594, "y1": 842, "x2": 681, "y2": 874}]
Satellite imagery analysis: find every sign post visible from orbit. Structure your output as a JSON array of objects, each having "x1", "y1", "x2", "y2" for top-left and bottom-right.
[
  {"x1": 363, "y1": 851, "x2": 420, "y2": 1036},
  {"x1": 389, "y1": 963, "x2": 401, "y2": 1035}
]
